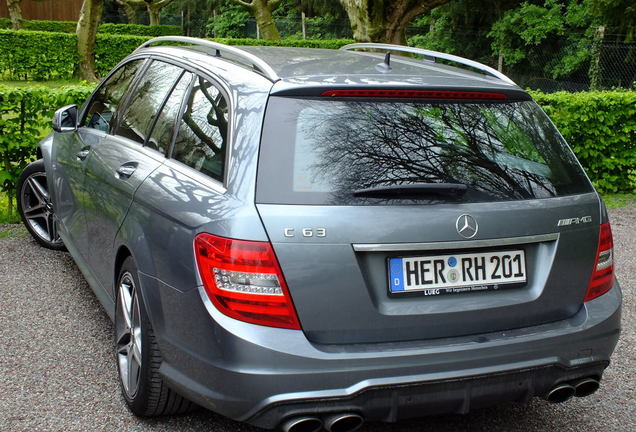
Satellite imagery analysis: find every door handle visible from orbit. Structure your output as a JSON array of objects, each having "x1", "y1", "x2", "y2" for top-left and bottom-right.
[
  {"x1": 116, "y1": 163, "x2": 137, "y2": 179},
  {"x1": 76, "y1": 148, "x2": 90, "y2": 161}
]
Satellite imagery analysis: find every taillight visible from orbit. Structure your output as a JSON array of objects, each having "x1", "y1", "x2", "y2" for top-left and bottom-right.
[
  {"x1": 584, "y1": 222, "x2": 614, "y2": 302},
  {"x1": 194, "y1": 233, "x2": 301, "y2": 330},
  {"x1": 321, "y1": 89, "x2": 508, "y2": 99}
]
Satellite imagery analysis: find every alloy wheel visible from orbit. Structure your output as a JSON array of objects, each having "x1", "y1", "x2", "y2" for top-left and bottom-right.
[
  {"x1": 19, "y1": 172, "x2": 63, "y2": 246},
  {"x1": 116, "y1": 272, "x2": 143, "y2": 398}
]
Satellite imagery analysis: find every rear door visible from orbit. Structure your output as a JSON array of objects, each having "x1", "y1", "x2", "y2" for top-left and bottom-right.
[
  {"x1": 256, "y1": 95, "x2": 600, "y2": 344},
  {"x1": 83, "y1": 60, "x2": 193, "y2": 295}
]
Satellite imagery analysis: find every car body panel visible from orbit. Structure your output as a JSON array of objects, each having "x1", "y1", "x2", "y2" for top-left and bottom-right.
[{"x1": 83, "y1": 135, "x2": 164, "y2": 298}]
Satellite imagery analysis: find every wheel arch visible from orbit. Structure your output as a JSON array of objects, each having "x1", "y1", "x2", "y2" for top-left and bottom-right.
[{"x1": 114, "y1": 211, "x2": 164, "y2": 335}]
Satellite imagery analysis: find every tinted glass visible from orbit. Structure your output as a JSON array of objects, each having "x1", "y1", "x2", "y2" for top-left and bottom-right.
[
  {"x1": 257, "y1": 98, "x2": 593, "y2": 205},
  {"x1": 84, "y1": 60, "x2": 142, "y2": 132},
  {"x1": 172, "y1": 76, "x2": 228, "y2": 182},
  {"x1": 146, "y1": 72, "x2": 193, "y2": 154},
  {"x1": 116, "y1": 61, "x2": 183, "y2": 145}
]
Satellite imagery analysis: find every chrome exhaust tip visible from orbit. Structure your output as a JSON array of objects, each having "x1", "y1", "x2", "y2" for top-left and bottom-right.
[
  {"x1": 573, "y1": 377, "x2": 600, "y2": 397},
  {"x1": 323, "y1": 413, "x2": 365, "y2": 432},
  {"x1": 281, "y1": 416, "x2": 323, "y2": 432},
  {"x1": 545, "y1": 383, "x2": 576, "y2": 403}
]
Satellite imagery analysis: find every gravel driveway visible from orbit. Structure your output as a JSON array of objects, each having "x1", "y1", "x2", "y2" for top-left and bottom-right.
[{"x1": 1, "y1": 206, "x2": 634, "y2": 432}]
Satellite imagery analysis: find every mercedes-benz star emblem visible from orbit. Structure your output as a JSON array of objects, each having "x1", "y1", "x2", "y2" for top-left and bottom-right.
[{"x1": 456, "y1": 214, "x2": 478, "y2": 239}]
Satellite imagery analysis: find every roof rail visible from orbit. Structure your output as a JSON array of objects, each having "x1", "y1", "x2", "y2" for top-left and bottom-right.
[
  {"x1": 137, "y1": 36, "x2": 279, "y2": 82},
  {"x1": 340, "y1": 43, "x2": 515, "y2": 85}
]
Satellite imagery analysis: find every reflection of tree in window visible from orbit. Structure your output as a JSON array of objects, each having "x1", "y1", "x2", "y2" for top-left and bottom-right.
[
  {"x1": 146, "y1": 73, "x2": 193, "y2": 154},
  {"x1": 85, "y1": 60, "x2": 142, "y2": 132},
  {"x1": 298, "y1": 101, "x2": 586, "y2": 203},
  {"x1": 116, "y1": 61, "x2": 183, "y2": 145},
  {"x1": 173, "y1": 77, "x2": 228, "y2": 182}
]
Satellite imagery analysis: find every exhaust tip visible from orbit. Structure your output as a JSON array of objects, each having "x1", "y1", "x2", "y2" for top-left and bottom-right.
[
  {"x1": 324, "y1": 413, "x2": 364, "y2": 432},
  {"x1": 574, "y1": 377, "x2": 600, "y2": 398},
  {"x1": 281, "y1": 417, "x2": 323, "y2": 432},
  {"x1": 545, "y1": 383, "x2": 576, "y2": 403}
]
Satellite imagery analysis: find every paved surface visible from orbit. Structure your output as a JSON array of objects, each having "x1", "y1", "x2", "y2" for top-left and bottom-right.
[{"x1": 1, "y1": 206, "x2": 634, "y2": 432}]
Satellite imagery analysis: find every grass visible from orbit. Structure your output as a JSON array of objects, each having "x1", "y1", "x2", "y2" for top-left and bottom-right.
[
  {"x1": 0, "y1": 193, "x2": 20, "y2": 224},
  {"x1": 602, "y1": 193, "x2": 636, "y2": 209}
]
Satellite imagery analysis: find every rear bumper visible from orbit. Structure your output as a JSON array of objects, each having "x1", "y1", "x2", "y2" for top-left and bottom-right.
[{"x1": 141, "y1": 274, "x2": 621, "y2": 429}]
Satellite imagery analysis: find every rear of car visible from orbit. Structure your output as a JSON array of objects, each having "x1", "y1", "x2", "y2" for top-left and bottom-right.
[
  {"x1": 33, "y1": 40, "x2": 618, "y2": 432},
  {"x1": 186, "y1": 75, "x2": 621, "y2": 429}
]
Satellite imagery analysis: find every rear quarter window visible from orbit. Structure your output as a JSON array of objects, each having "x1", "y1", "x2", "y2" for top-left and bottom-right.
[{"x1": 171, "y1": 76, "x2": 229, "y2": 183}]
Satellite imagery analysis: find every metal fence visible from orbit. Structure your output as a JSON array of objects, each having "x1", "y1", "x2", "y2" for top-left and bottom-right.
[{"x1": 504, "y1": 43, "x2": 636, "y2": 92}]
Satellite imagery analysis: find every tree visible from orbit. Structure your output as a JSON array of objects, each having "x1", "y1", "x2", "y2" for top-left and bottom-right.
[
  {"x1": 115, "y1": 0, "x2": 138, "y2": 24},
  {"x1": 118, "y1": 0, "x2": 176, "y2": 25},
  {"x1": 338, "y1": 0, "x2": 450, "y2": 44},
  {"x1": 77, "y1": 0, "x2": 104, "y2": 81},
  {"x1": 231, "y1": 0, "x2": 281, "y2": 40},
  {"x1": 6, "y1": 0, "x2": 22, "y2": 30}
]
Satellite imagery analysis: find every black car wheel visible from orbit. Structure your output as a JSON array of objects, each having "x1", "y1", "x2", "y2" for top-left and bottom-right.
[
  {"x1": 115, "y1": 256, "x2": 194, "y2": 416},
  {"x1": 17, "y1": 159, "x2": 66, "y2": 251}
]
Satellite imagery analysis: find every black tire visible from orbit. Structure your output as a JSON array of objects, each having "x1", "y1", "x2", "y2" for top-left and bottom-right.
[
  {"x1": 16, "y1": 159, "x2": 66, "y2": 251},
  {"x1": 115, "y1": 256, "x2": 195, "y2": 416}
]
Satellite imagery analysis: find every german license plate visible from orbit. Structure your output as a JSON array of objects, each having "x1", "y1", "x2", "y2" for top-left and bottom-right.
[{"x1": 388, "y1": 250, "x2": 526, "y2": 295}]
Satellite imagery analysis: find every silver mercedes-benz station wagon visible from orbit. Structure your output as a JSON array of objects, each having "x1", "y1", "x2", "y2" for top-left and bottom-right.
[{"x1": 18, "y1": 37, "x2": 621, "y2": 432}]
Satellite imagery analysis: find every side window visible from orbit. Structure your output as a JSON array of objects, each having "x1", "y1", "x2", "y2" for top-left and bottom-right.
[
  {"x1": 172, "y1": 76, "x2": 229, "y2": 182},
  {"x1": 84, "y1": 60, "x2": 143, "y2": 132},
  {"x1": 115, "y1": 60, "x2": 184, "y2": 145},
  {"x1": 146, "y1": 72, "x2": 193, "y2": 154}
]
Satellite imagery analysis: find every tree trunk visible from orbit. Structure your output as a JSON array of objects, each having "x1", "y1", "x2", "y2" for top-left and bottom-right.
[
  {"x1": 147, "y1": 5, "x2": 161, "y2": 25},
  {"x1": 7, "y1": 0, "x2": 22, "y2": 30},
  {"x1": 76, "y1": 0, "x2": 104, "y2": 82},
  {"x1": 588, "y1": 25, "x2": 605, "y2": 90},
  {"x1": 116, "y1": 0, "x2": 137, "y2": 24},
  {"x1": 251, "y1": 0, "x2": 280, "y2": 40},
  {"x1": 339, "y1": 0, "x2": 449, "y2": 44}
]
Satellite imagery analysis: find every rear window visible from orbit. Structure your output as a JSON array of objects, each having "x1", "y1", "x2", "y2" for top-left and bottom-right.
[{"x1": 256, "y1": 97, "x2": 592, "y2": 205}]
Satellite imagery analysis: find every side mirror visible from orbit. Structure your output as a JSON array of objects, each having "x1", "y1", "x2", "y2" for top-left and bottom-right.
[{"x1": 52, "y1": 105, "x2": 78, "y2": 133}]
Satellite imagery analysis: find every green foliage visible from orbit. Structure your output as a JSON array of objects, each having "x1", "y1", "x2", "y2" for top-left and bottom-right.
[
  {"x1": 0, "y1": 18, "x2": 180, "y2": 36},
  {"x1": 98, "y1": 23, "x2": 182, "y2": 37},
  {"x1": 0, "y1": 29, "x2": 354, "y2": 80},
  {"x1": 531, "y1": 90, "x2": 636, "y2": 193},
  {"x1": 207, "y1": 3, "x2": 252, "y2": 38},
  {"x1": 489, "y1": 0, "x2": 597, "y2": 79},
  {"x1": 95, "y1": 34, "x2": 149, "y2": 76},
  {"x1": 0, "y1": 30, "x2": 78, "y2": 80},
  {"x1": 0, "y1": 84, "x2": 95, "y2": 216}
]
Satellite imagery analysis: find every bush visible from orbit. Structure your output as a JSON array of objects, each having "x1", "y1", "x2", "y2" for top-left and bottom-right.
[
  {"x1": 0, "y1": 84, "x2": 95, "y2": 216},
  {"x1": 0, "y1": 29, "x2": 353, "y2": 80},
  {"x1": 95, "y1": 33, "x2": 149, "y2": 76},
  {"x1": 0, "y1": 29, "x2": 77, "y2": 80},
  {"x1": 0, "y1": 18, "x2": 181, "y2": 36},
  {"x1": 530, "y1": 90, "x2": 636, "y2": 193},
  {"x1": 98, "y1": 23, "x2": 181, "y2": 37}
]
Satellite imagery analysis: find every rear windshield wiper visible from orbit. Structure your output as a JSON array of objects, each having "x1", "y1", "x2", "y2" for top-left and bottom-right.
[{"x1": 352, "y1": 183, "x2": 468, "y2": 198}]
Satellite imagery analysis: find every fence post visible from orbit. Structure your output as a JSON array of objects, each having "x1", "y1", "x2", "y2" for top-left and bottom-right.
[
  {"x1": 301, "y1": 11, "x2": 306, "y2": 40},
  {"x1": 498, "y1": 52, "x2": 503, "y2": 73}
]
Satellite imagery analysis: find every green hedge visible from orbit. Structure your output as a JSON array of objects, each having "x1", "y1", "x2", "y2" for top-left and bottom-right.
[
  {"x1": 0, "y1": 30, "x2": 78, "y2": 80},
  {"x1": 0, "y1": 18, "x2": 181, "y2": 36},
  {"x1": 0, "y1": 29, "x2": 353, "y2": 80},
  {"x1": 0, "y1": 84, "x2": 95, "y2": 212},
  {"x1": 530, "y1": 91, "x2": 636, "y2": 193},
  {"x1": 98, "y1": 23, "x2": 182, "y2": 37}
]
